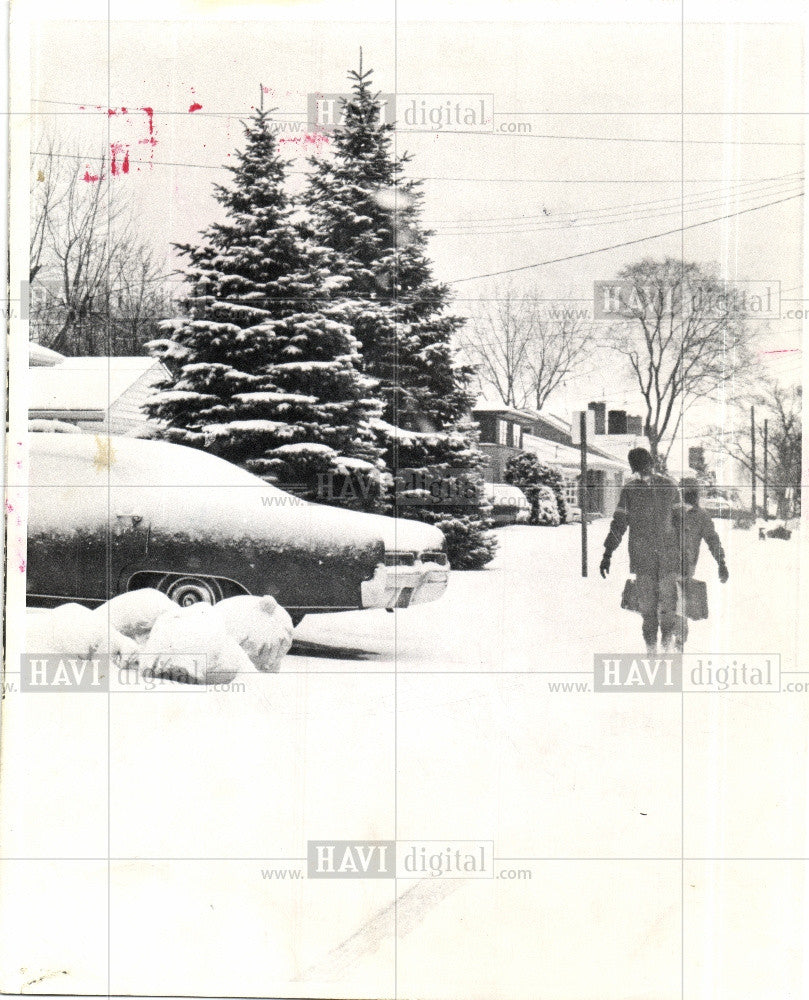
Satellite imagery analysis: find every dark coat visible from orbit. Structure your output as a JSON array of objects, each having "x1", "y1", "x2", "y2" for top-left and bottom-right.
[
  {"x1": 672, "y1": 503, "x2": 726, "y2": 578},
  {"x1": 603, "y1": 473, "x2": 680, "y2": 575}
]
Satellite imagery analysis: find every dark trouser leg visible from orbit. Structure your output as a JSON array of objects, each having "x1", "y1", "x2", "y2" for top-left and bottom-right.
[
  {"x1": 635, "y1": 574, "x2": 659, "y2": 652},
  {"x1": 659, "y1": 573, "x2": 685, "y2": 651}
]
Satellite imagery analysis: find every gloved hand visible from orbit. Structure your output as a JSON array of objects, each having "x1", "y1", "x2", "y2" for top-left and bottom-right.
[
  {"x1": 599, "y1": 552, "x2": 611, "y2": 578},
  {"x1": 718, "y1": 561, "x2": 729, "y2": 584}
]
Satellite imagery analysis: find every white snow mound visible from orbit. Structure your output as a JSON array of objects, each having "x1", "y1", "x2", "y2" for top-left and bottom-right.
[
  {"x1": 94, "y1": 588, "x2": 177, "y2": 645},
  {"x1": 140, "y1": 603, "x2": 253, "y2": 685},
  {"x1": 28, "y1": 602, "x2": 139, "y2": 664},
  {"x1": 211, "y1": 595, "x2": 293, "y2": 673}
]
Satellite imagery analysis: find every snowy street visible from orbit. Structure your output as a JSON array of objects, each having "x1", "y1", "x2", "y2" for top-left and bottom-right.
[
  {"x1": 290, "y1": 518, "x2": 800, "y2": 671},
  {"x1": 9, "y1": 519, "x2": 806, "y2": 998}
]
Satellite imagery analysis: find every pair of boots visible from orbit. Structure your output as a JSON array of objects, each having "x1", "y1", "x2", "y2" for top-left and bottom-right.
[{"x1": 645, "y1": 635, "x2": 684, "y2": 656}]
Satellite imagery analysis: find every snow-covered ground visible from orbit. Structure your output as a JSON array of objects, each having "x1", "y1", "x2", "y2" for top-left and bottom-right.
[
  {"x1": 6, "y1": 521, "x2": 806, "y2": 999},
  {"x1": 289, "y1": 518, "x2": 801, "y2": 671}
]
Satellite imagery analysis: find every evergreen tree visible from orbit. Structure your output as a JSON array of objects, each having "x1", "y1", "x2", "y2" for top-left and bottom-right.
[
  {"x1": 145, "y1": 110, "x2": 388, "y2": 510},
  {"x1": 302, "y1": 61, "x2": 496, "y2": 567}
]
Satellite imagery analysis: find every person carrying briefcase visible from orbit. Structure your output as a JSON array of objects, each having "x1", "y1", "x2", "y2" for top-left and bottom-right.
[{"x1": 668, "y1": 477, "x2": 730, "y2": 651}]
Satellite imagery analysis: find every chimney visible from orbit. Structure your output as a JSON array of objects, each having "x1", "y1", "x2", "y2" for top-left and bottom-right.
[
  {"x1": 688, "y1": 446, "x2": 706, "y2": 473},
  {"x1": 588, "y1": 401, "x2": 606, "y2": 435}
]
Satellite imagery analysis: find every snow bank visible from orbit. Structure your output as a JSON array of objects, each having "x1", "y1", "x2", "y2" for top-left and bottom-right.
[
  {"x1": 27, "y1": 589, "x2": 293, "y2": 686},
  {"x1": 211, "y1": 595, "x2": 293, "y2": 673},
  {"x1": 94, "y1": 588, "x2": 177, "y2": 645},
  {"x1": 140, "y1": 603, "x2": 253, "y2": 685},
  {"x1": 27, "y1": 602, "x2": 139, "y2": 664}
]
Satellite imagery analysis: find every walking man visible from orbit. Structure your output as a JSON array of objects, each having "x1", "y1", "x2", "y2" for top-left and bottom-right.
[{"x1": 599, "y1": 448, "x2": 681, "y2": 654}]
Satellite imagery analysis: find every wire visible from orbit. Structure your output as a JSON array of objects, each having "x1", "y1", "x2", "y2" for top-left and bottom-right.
[
  {"x1": 425, "y1": 172, "x2": 804, "y2": 227},
  {"x1": 434, "y1": 181, "x2": 804, "y2": 238},
  {"x1": 31, "y1": 97, "x2": 804, "y2": 146},
  {"x1": 448, "y1": 192, "x2": 806, "y2": 285}
]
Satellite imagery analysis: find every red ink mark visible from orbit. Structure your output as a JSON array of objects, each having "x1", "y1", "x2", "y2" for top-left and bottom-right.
[
  {"x1": 18, "y1": 557, "x2": 26, "y2": 573},
  {"x1": 189, "y1": 102, "x2": 202, "y2": 113},
  {"x1": 5, "y1": 501, "x2": 13, "y2": 513},
  {"x1": 109, "y1": 142, "x2": 131, "y2": 176},
  {"x1": 278, "y1": 133, "x2": 331, "y2": 152},
  {"x1": 83, "y1": 167, "x2": 102, "y2": 183},
  {"x1": 761, "y1": 348, "x2": 800, "y2": 355}
]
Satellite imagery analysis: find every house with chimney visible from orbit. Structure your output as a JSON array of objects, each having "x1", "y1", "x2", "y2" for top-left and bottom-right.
[{"x1": 471, "y1": 399, "x2": 654, "y2": 518}]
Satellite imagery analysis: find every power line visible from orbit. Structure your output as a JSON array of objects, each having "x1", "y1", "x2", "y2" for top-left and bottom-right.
[
  {"x1": 29, "y1": 150, "x2": 801, "y2": 187},
  {"x1": 425, "y1": 172, "x2": 803, "y2": 227},
  {"x1": 434, "y1": 180, "x2": 804, "y2": 238},
  {"x1": 430, "y1": 175, "x2": 803, "y2": 234},
  {"x1": 448, "y1": 192, "x2": 806, "y2": 285},
  {"x1": 32, "y1": 97, "x2": 804, "y2": 149}
]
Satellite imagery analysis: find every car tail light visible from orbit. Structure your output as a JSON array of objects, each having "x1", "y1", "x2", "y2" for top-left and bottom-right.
[
  {"x1": 385, "y1": 550, "x2": 416, "y2": 567},
  {"x1": 422, "y1": 550, "x2": 448, "y2": 566}
]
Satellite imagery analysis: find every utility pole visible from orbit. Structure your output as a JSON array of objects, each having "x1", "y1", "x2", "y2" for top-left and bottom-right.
[
  {"x1": 750, "y1": 405, "x2": 756, "y2": 518},
  {"x1": 580, "y1": 410, "x2": 588, "y2": 577},
  {"x1": 763, "y1": 418, "x2": 769, "y2": 519}
]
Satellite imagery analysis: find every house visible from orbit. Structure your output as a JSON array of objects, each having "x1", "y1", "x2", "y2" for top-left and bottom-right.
[
  {"x1": 28, "y1": 354, "x2": 167, "y2": 436},
  {"x1": 471, "y1": 401, "x2": 628, "y2": 517},
  {"x1": 586, "y1": 400, "x2": 646, "y2": 456}
]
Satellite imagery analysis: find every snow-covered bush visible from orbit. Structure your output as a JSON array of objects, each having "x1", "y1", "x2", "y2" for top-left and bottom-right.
[
  {"x1": 504, "y1": 452, "x2": 566, "y2": 525},
  {"x1": 535, "y1": 486, "x2": 561, "y2": 526}
]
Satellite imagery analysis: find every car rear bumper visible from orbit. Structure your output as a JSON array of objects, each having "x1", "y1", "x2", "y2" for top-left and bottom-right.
[{"x1": 360, "y1": 561, "x2": 449, "y2": 610}]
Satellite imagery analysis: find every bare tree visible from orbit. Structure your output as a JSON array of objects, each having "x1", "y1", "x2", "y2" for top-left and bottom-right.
[
  {"x1": 604, "y1": 257, "x2": 753, "y2": 464},
  {"x1": 30, "y1": 134, "x2": 67, "y2": 285},
  {"x1": 109, "y1": 244, "x2": 173, "y2": 354},
  {"x1": 461, "y1": 286, "x2": 591, "y2": 410},
  {"x1": 461, "y1": 290, "x2": 534, "y2": 406},
  {"x1": 709, "y1": 379, "x2": 802, "y2": 518},
  {"x1": 30, "y1": 138, "x2": 171, "y2": 355},
  {"x1": 523, "y1": 310, "x2": 591, "y2": 411}
]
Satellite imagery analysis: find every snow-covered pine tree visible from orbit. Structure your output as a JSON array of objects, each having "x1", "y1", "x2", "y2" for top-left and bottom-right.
[
  {"x1": 144, "y1": 109, "x2": 389, "y2": 511},
  {"x1": 302, "y1": 62, "x2": 496, "y2": 568}
]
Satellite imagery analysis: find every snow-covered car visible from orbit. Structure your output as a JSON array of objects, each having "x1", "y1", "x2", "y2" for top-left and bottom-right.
[
  {"x1": 26, "y1": 433, "x2": 449, "y2": 622},
  {"x1": 485, "y1": 483, "x2": 531, "y2": 525},
  {"x1": 701, "y1": 489, "x2": 746, "y2": 520}
]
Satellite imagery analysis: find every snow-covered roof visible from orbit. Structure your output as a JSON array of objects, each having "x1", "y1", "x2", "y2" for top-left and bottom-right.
[
  {"x1": 29, "y1": 356, "x2": 163, "y2": 414},
  {"x1": 29, "y1": 342, "x2": 66, "y2": 366},
  {"x1": 522, "y1": 432, "x2": 625, "y2": 473},
  {"x1": 472, "y1": 400, "x2": 537, "y2": 420}
]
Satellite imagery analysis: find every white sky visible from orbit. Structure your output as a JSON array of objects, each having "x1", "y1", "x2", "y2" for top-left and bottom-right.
[{"x1": 21, "y1": 3, "x2": 806, "y2": 435}]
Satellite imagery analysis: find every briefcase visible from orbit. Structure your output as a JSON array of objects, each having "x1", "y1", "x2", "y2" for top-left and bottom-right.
[
  {"x1": 621, "y1": 578, "x2": 640, "y2": 614},
  {"x1": 683, "y1": 578, "x2": 709, "y2": 620}
]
